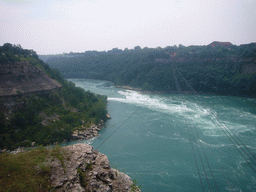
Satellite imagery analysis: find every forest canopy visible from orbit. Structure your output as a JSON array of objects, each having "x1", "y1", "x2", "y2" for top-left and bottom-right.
[{"x1": 42, "y1": 42, "x2": 256, "y2": 97}]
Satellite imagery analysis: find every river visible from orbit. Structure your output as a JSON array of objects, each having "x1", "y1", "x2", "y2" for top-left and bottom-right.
[{"x1": 65, "y1": 78, "x2": 256, "y2": 192}]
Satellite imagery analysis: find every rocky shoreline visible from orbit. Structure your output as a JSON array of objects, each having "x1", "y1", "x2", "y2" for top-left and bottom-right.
[
  {"x1": 72, "y1": 124, "x2": 102, "y2": 140},
  {"x1": 71, "y1": 114, "x2": 111, "y2": 140},
  {"x1": 51, "y1": 143, "x2": 140, "y2": 192}
]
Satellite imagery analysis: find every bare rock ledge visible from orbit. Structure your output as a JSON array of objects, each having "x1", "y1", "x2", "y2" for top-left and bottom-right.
[{"x1": 50, "y1": 143, "x2": 140, "y2": 192}]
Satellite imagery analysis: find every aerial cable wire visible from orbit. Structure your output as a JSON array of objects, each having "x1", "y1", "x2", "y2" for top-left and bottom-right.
[
  {"x1": 172, "y1": 65, "x2": 208, "y2": 191},
  {"x1": 211, "y1": 112, "x2": 256, "y2": 165},
  {"x1": 179, "y1": 99, "x2": 213, "y2": 191},
  {"x1": 226, "y1": 98, "x2": 256, "y2": 159},
  {"x1": 174, "y1": 64, "x2": 197, "y2": 94},
  {"x1": 211, "y1": 115, "x2": 256, "y2": 173},
  {"x1": 203, "y1": 139, "x2": 236, "y2": 191},
  {"x1": 175, "y1": 63, "x2": 256, "y2": 167},
  {"x1": 190, "y1": 116, "x2": 219, "y2": 191},
  {"x1": 175, "y1": 65, "x2": 247, "y2": 189},
  {"x1": 175, "y1": 63, "x2": 256, "y2": 159},
  {"x1": 175, "y1": 64, "x2": 218, "y2": 191},
  {"x1": 187, "y1": 127, "x2": 205, "y2": 192},
  {"x1": 210, "y1": 111, "x2": 256, "y2": 166},
  {"x1": 174, "y1": 64, "x2": 256, "y2": 173},
  {"x1": 205, "y1": 100, "x2": 256, "y2": 173},
  {"x1": 164, "y1": 115, "x2": 207, "y2": 191},
  {"x1": 174, "y1": 64, "x2": 252, "y2": 189},
  {"x1": 172, "y1": 63, "x2": 181, "y2": 94},
  {"x1": 95, "y1": 107, "x2": 141, "y2": 150},
  {"x1": 187, "y1": 113, "x2": 212, "y2": 191},
  {"x1": 51, "y1": 91, "x2": 152, "y2": 191}
]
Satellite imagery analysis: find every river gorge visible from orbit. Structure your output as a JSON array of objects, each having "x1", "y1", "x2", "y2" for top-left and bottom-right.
[{"x1": 64, "y1": 78, "x2": 256, "y2": 192}]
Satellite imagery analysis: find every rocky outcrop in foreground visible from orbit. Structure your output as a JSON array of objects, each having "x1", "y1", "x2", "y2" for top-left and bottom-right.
[{"x1": 50, "y1": 143, "x2": 140, "y2": 192}]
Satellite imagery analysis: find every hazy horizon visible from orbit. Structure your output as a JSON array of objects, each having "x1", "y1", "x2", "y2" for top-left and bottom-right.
[{"x1": 1, "y1": 0, "x2": 255, "y2": 55}]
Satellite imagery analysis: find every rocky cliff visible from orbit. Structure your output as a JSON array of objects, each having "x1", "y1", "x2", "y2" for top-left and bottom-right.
[
  {"x1": 50, "y1": 143, "x2": 141, "y2": 192},
  {"x1": 0, "y1": 61, "x2": 61, "y2": 98}
]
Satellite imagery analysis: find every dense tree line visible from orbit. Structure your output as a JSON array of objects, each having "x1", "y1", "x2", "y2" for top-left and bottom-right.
[
  {"x1": 43, "y1": 42, "x2": 256, "y2": 97},
  {"x1": 0, "y1": 44, "x2": 107, "y2": 150},
  {"x1": 0, "y1": 43, "x2": 38, "y2": 63}
]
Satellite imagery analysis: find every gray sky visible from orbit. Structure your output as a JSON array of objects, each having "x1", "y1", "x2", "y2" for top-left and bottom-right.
[{"x1": 0, "y1": 0, "x2": 255, "y2": 54}]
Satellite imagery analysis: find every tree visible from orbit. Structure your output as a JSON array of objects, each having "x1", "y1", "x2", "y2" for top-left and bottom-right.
[{"x1": 134, "y1": 46, "x2": 141, "y2": 51}]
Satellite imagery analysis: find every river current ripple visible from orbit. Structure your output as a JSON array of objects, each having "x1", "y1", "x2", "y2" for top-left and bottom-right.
[{"x1": 66, "y1": 79, "x2": 256, "y2": 192}]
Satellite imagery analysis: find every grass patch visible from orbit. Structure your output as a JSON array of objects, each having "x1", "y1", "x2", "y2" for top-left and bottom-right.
[
  {"x1": 0, "y1": 147, "x2": 51, "y2": 192},
  {"x1": 0, "y1": 145, "x2": 70, "y2": 191},
  {"x1": 50, "y1": 145, "x2": 66, "y2": 167}
]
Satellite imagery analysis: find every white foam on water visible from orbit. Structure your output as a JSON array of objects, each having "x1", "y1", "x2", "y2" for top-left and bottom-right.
[
  {"x1": 198, "y1": 139, "x2": 234, "y2": 148},
  {"x1": 109, "y1": 90, "x2": 256, "y2": 145},
  {"x1": 108, "y1": 90, "x2": 236, "y2": 138},
  {"x1": 145, "y1": 130, "x2": 189, "y2": 143},
  {"x1": 85, "y1": 137, "x2": 96, "y2": 145},
  {"x1": 108, "y1": 90, "x2": 209, "y2": 118}
]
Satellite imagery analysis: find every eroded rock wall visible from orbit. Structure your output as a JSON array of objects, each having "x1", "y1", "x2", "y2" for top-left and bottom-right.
[{"x1": 0, "y1": 61, "x2": 61, "y2": 98}]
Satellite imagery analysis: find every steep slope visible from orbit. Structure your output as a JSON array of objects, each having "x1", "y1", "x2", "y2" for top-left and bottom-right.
[{"x1": 0, "y1": 44, "x2": 107, "y2": 150}]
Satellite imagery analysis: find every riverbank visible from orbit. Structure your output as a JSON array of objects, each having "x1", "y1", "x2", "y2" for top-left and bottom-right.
[
  {"x1": 72, "y1": 123, "x2": 103, "y2": 140},
  {"x1": 71, "y1": 114, "x2": 111, "y2": 140}
]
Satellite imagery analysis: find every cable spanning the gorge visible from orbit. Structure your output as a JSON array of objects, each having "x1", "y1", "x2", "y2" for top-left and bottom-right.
[
  {"x1": 172, "y1": 63, "x2": 182, "y2": 94},
  {"x1": 193, "y1": 122, "x2": 220, "y2": 191},
  {"x1": 187, "y1": 129, "x2": 205, "y2": 192},
  {"x1": 174, "y1": 64, "x2": 256, "y2": 173},
  {"x1": 51, "y1": 72, "x2": 255, "y2": 191},
  {"x1": 172, "y1": 63, "x2": 211, "y2": 191},
  {"x1": 187, "y1": 114, "x2": 213, "y2": 191},
  {"x1": 51, "y1": 94, "x2": 158, "y2": 191},
  {"x1": 95, "y1": 107, "x2": 141, "y2": 150},
  {"x1": 174, "y1": 64, "x2": 197, "y2": 94}
]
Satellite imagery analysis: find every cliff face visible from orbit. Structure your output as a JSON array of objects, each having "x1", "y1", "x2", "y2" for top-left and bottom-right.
[
  {"x1": 0, "y1": 61, "x2": 62, "y2": 98},
  {"x1": 50, "y1": 143, "x2": 140, "y2": 192}
]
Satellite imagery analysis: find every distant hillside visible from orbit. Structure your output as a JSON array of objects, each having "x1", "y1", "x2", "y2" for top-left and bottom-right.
[
  {"x1": 42, "y1": 42, "x2": 256, "y2": 97},
  {"x1": 0, "y1": 43, "x2": 107, "y2": 150}
]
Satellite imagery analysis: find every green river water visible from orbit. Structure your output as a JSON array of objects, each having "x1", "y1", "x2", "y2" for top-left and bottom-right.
[{"x1": 64, "y1": 79, "x2": 256, "y2": 192}]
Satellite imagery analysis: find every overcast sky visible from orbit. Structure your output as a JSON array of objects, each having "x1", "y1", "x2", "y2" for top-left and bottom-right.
[{"x1": 0, "y1": 0, "x2": 255, "y2": 55}]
